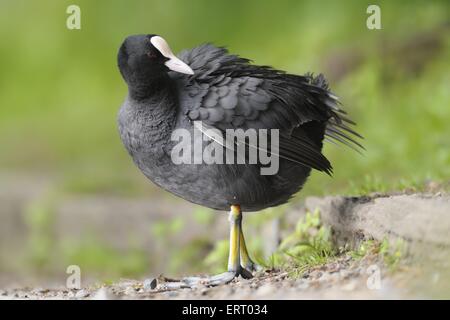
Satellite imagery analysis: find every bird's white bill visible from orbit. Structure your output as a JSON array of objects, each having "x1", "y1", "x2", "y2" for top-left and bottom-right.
[
  {"x1": 150, "y1": 35, "x2": 194, "y2": 75},
  {"x1": 165, "y1": 55, "x2": 194, "y2": 75}
]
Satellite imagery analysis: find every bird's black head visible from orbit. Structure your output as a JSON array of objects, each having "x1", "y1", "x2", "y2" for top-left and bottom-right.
[{"x1": 118, "y1": 34, "x2": 194, "y2": 86}]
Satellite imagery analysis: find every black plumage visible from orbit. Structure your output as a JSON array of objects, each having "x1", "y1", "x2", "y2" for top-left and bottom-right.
[{"x1": 117, "y1": 35, "x2": 362, "y2": 212}]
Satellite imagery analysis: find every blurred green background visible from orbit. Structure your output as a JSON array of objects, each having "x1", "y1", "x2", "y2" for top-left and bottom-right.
[{"x1": 0, "y1": 0, "x2": 449, "y2": 284}]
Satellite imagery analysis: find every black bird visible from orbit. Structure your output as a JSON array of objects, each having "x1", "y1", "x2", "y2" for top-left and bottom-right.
[{"x1": 117, "y1": 34, "x2": 362, "y2": 286}]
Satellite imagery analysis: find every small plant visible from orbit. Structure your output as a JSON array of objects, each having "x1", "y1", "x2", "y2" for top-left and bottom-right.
[
  {"x1": 379, "y1": 238, "x2": 405, "y2": 271},
  {"x1": 350, "y1": 238, "x2": 405, "y2": 271},
  {"x1": 271, "y1": 209, "x2": 337, "y2": 276},
  {"x1": 350, "y1": 239, "x2": 377, "y2": 259}
]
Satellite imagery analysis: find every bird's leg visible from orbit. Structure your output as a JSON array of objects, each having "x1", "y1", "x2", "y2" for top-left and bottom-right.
[
  {"x1": 171, "y1": 205, "x2": 251, "y2": 288},
  {"x1": 227, "y1": 204, "x2": 242, "y2": 275},
  {"x1": 239, "y1": 225, "x2": 262, "y2": 273},
  {"x1": 196, "y1": 205, "x2": 256, "y2": 284},
  {"x1": 195, "y1": 205, "x2": 251, "y2": 285}
]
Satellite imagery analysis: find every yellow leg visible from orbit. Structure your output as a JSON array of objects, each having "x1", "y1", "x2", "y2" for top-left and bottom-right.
[
  {"x1": 239, "y1": 213, "x2": 260, "y2": 271},
  {"x1": 227, "y1": 205, "x2": 241, "y2": 273},
  {"x1": 239, "y1": 228, "x2": 253, "y2": 270}
]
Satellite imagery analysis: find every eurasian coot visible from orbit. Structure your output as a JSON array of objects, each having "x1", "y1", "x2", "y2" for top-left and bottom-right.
[{"x1": 117, "y1": 34, "x2": 362, "y2": 286}]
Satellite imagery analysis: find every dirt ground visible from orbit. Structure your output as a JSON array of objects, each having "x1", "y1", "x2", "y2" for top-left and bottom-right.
[{"x1": 0, "y1": 251, "x2": 403, "y2": 300}]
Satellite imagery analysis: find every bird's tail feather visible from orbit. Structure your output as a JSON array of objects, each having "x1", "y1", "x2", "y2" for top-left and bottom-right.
[{"x1": 305, "y1": 73, "x2": 364, "y2": 152}]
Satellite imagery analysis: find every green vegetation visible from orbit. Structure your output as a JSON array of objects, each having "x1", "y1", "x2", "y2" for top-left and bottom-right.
[
  {"x1": 24, "y1": 194, "x2": 58, "y2": 270},
  {"x1": 0, "y1": 0, "x2": 448, "y2": 196},
  {"x1": 272, "y1": 209, "x2": 336, "y2": 275},
  {"x1": 61, "y1": 238, "x2": 149, "y2": 280},
  {"x1": 204, "y1": 239, "x2": 230, "y2": 274},
  {"x1": 204, "y1": 209, "x2": 407, "y2": 277},
  {"x1": 23, "y1": 193, "x2": 150, "y2": 280},
  {"x1": 351, "y1": 238, "x2": 406, "y2": 272}
]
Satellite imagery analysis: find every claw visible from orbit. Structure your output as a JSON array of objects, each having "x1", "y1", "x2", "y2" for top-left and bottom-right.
[
  {"x1": 181, "y1": 272, "x2": 236, "y2": 287},
  {"x1": 242, "y1": 260, "x2": 264, "y2": 273},
  {"x1": 206, "y1": 271, "x2": 236, "y2": 286},
  {"x1": 239, "y1": 267, "x2": 253, "y2": 279}
]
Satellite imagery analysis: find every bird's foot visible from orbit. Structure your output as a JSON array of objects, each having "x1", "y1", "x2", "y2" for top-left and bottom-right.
[
  {"x1": 183, "y1": 267, "x2": 253, "y2": 287},
  {"x1": 156, "y1": 266, "x2": 254, "y2": 290},
  {"x1": 182, "y1": 271, "x2": 237, "y2": 287},
  {"x1": 242, "y1": 260, "x2": 264, "y2": 273}
]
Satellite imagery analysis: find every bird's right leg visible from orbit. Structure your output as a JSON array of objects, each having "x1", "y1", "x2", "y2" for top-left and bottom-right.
[{"x1": 239, "y1": 226, "x2": 262, "y2": 273}]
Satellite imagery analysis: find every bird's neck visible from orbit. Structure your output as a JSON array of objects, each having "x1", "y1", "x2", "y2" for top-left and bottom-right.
[
  {"x1": 127, "y1": 74, "x2": 178, "y2": 123},
  {"x1": 126, "y1": 75, "x2": 178, "y2": 146},
  {"x1": 128, "y1": 74, "x2": 173, "y2": 101}
]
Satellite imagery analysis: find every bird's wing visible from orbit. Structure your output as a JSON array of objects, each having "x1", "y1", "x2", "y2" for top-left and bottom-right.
[{"x1": 170, "y1": 44, "x2": 362, "y2": 174}]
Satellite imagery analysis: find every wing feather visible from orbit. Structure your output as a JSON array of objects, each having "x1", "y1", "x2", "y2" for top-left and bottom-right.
[{"x1": 170, "y1": 44, "x2": 362, "y2": 174}]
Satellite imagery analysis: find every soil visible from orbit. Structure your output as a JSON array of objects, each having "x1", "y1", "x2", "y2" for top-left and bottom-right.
[{"x1": 0, "y1": 251, "x2": 402, "y2": 300}]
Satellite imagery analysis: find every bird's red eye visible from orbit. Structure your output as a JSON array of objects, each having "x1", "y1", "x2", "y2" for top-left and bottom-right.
[{"x1": 146, "y1": 52, "x2": 157, "y2": 59}]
